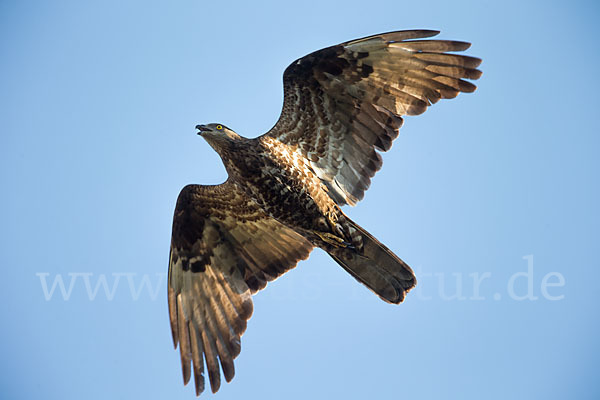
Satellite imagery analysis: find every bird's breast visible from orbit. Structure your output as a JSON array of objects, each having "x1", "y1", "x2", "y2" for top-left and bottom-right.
[{"x1": 228, "y1": 137, "x2": 336, "y2": 229}]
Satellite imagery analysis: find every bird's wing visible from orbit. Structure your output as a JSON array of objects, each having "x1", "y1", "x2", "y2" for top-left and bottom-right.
[
  {"x1": 264, "y1": 29, "x2": 482, "y2": 206},
  {"x1": 168, "y1": 182, "x2": 313, "y2": 395}
]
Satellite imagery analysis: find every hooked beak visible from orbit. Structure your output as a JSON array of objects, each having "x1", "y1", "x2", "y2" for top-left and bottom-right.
[{"x1": 195, "y1": 124, "x2": 210, "y2": 135}]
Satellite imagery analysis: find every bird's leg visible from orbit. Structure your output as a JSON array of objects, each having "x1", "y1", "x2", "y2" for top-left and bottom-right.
[
  {"x1": 313, "y1": 209, "x2": 355, "y2": 248},
  {"x1": 325, "y1": 209, "x2": 349, "y2": 241},
  {"x1": 326, "y1": 210, "x2": 365, "y2": 252},
  {"x1": 314, "y1": 231, "x2": 349, "y2": 248}
]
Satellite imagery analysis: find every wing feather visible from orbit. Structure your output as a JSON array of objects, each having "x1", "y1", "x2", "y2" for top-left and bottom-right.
[
  {"x1": 168, "y1": 182, "x2": 313, "y2": 395},
  {"x1": 264, "y1": 29, "x2": 481, "y2": 206}
]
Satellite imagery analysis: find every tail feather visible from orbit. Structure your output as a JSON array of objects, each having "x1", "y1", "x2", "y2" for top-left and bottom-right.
[{"x1": 326, "y1": 218, "x2": 416, "y2": 304}]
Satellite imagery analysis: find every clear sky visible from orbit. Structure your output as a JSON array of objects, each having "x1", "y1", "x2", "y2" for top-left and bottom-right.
[{"x1": 1, "y1": 1, "x2": 599, "y2": 399}]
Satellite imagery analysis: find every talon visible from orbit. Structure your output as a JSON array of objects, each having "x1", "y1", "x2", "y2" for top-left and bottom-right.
[
  {"x1": 314, "y1": 231, "x2": 351, "y2": 248},
  {"x1": 333, "y1": 223, "x2": 345, "y2": 237},
  {"x1": 325, "y1": 211, "x2": 343, "y2": 232}
]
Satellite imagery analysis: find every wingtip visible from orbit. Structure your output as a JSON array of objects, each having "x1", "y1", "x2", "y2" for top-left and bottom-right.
[
  {"x1": 381, "y1": 29, "x2": 441, "y2": 43},
  {"x1": 182, "y1": 365, "x2": 192, "y2": 386},
  {"x1": 419, "y1": 29, "x2": 441, "y2": 37},
  {"x1": 452, "y1": 40, "x2": 472, "y2": 51},
  {"x1": 194, "y1": 377, "x2": 205, "y2": 396}
]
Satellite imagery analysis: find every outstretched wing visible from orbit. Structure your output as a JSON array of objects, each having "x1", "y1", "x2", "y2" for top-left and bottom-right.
[
  {"x1": 168, "y1": 182, "x2": 313, "y2": 395},
  {"x1": 265, "y1": 29, "x2": 482, "y2": 206}
]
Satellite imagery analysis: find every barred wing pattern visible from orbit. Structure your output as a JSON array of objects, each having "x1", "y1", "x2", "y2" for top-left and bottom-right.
[
  {"x1": 168, "y1": 182, "x2": 313, "y2": 395},
  {"x1": 266, "y1": 30, "x2": 482, "y2": 206}
]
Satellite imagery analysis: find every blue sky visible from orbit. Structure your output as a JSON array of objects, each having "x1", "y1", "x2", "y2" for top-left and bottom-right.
[{"x1": 1, "y1": 1, "x2": 599, "y2": 399}]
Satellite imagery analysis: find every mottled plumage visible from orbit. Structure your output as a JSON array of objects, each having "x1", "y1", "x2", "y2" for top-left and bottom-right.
[{"x1": 168, "y1": 29, "x2": 481, "y2": 395}]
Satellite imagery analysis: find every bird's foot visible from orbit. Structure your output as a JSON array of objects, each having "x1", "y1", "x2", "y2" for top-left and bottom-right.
[
  {"x1": 314, "y1": 231, "x2": 353, "y2": 248},
  {"x1": 325, "y1": 210, "x2": 348, "y2": 239}
]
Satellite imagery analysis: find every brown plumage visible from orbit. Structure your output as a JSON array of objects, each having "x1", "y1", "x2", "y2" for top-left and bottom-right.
[{"x1": 168, "y1": 29, "x2": 482, "y2": 395}]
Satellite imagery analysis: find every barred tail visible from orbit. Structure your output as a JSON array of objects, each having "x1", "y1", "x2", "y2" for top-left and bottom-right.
[{"x1": 326, "y1": 217, "x2": 416, "y2": 304}]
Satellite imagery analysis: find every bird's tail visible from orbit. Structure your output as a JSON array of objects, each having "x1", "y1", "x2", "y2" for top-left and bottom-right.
[{"x1": 325, "y1": 216, "x2": 416, "y2": 304}]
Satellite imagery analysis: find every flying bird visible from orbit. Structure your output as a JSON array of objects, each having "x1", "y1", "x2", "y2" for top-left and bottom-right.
[{"x1": 168, "y1": 29, "x2": 481, "y2": 395}]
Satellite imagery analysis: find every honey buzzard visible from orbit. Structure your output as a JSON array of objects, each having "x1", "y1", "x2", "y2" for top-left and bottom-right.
[{"x1": 168, "y1": 29, "x2": 481, "y2": 395}]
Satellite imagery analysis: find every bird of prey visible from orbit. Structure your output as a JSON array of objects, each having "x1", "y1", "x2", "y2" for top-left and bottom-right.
[{"x1": 168, "y1": 29, "x2": 481, "y2": 395}]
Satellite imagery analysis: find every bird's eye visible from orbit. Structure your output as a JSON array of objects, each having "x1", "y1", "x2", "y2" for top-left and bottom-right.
[{"x1": 216, "y1": 125, "x2": 223, "y2": 130}]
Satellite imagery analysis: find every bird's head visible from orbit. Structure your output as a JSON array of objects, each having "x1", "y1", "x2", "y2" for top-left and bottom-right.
[{"x1": 195, "y1": 123, "x2": 241, "y2": 152}]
